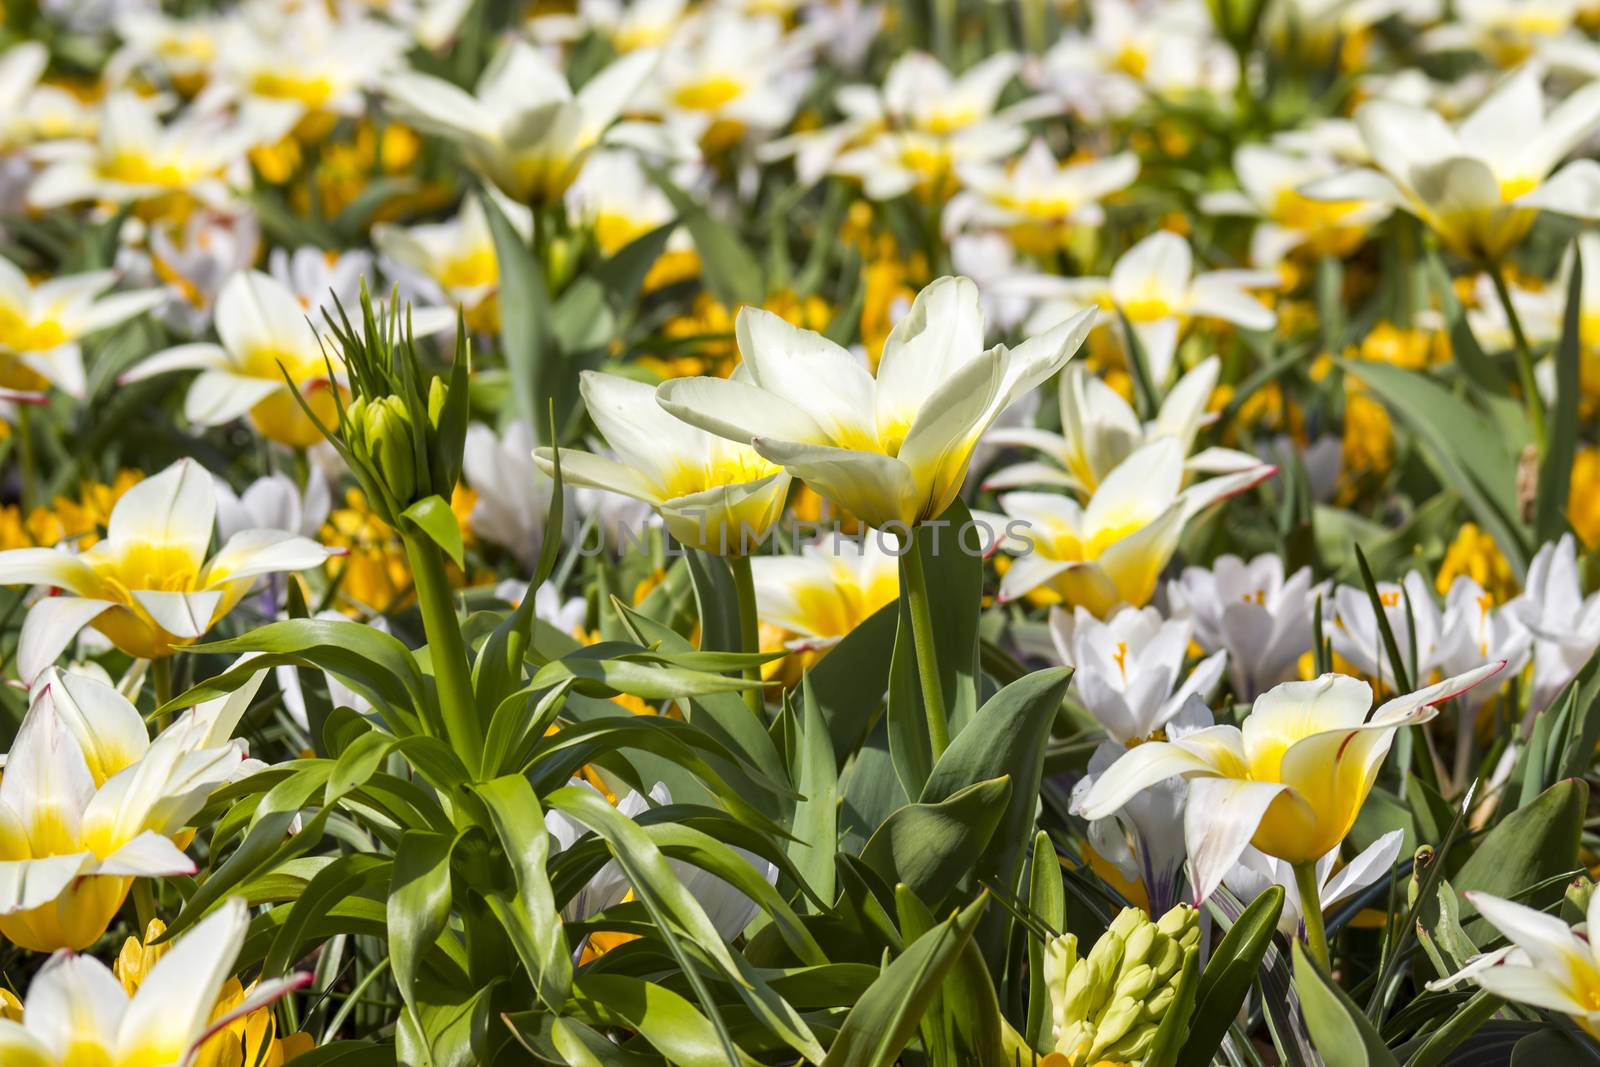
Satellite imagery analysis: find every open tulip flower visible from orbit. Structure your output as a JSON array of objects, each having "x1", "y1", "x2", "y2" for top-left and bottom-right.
[
  {"x1": 0, "y1": 665, "x2": 263, "y2": 951},
  {"x1": 0, "y1": 256, "x2": 161, "y2": 398},
  {"x1": 984, "y1": 356, "x2": 1260, "y2": 494},
  {"x1": 537, "y1": 370, "x2": 791, "y2": 555},
  {"x1": 1304, "y1": 64, "x2": 1600, "y2": 261},
  {"x1": 658, "y1": 276, "x2": 1096, "y2": 530},
  {"x1": 991, "y1": 438, "x2": 1275, "y2": 615},
  {"x1": 1429, "y1": 889, "x2": 1600, "y2": 1039},
  {"x1": 383, "y1": 39, "x2": 657, "y2": 204},
  {"x1": 1080, "y1": 663, "x2": 1504, "y2": 906},
  {"x1": 0, "y1": 898, "x2": 304, "y2": 1064},
  {"x1": 0, "y1": 459, "x2": 334, "y2": 681}
]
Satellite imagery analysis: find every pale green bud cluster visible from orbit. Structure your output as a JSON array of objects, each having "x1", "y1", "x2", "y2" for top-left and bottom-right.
[
  {"x1": 351, "y1": 395, "x2": 419, "y2": 505},
  {"x1": 1043, "y1": 904, "x2": 1199, "y2": 1066}
]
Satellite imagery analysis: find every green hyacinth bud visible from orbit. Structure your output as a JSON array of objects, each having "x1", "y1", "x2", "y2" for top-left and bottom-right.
[
  {"x1": 1044, "y1": 904, "x2": 1199, "y2": 1066},
  {"x1": 363, "y1": 395, "x2": 417, "y2": 504}
]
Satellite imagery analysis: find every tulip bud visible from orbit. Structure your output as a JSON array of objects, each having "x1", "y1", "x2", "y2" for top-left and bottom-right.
[
  {"x1": 1043, "y1": 904, "x2": 1199, "y2": 1066},
  {"x1": 363, "y1": 395, "x2": 417, "y2": 504},
  {"x1": 428, "y1": 377, "x2": 447, "y2": 430}
]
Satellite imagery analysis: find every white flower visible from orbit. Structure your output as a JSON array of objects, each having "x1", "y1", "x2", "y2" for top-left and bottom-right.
[
  {"x1": 0, "y1": 257, "x2": 161, "y2": 398},
  {"x1": 0, "y1": 665, "x2": 265, "y2": 950},
  {"x1": 991, "y1": 438, "x2": 1274, "y2": 615},
  {"x1": 984, "y1": 357, "x2": 1260, "y2": 494},
  {"x1": 1014, "y1": 231, "x2": 1277, "y2": 385},
  {"x1": 1080, "y1": 666, "x2": 1502, "y2": 901},
  {"x1": 1437, "y1": 576, "x2": 1532, "y2": 709},
  {"x1": 752, "y1": 535, "x2": 899, "y2": 651},
  {"x1": 214, "y1": 470, "x2": 331, "y2": 543},
  {"x1": 1200, "y1": 142, "x2": 1393, "y2": 267},
  {"x1": 374, "y1": 190, "x2": 530, "y2": 329},
  {"x1": 1069, "y1": 696, "x2": 1216, "y2": 913},
  {"x1": 538, "y1": 371, "x2": 792, "y2": 555},
  {"x1": 944, "y1": 139, "x2": 1139, "y2": 239},
  {"x1": 144, "y1": 208, "x2": 261, "y2": 336},
  {"x1": 1303, "y1": 64, "x2": 1600, "y2": 259},
  {"x1": 1049, "y1": 604, "x2": 1227, "y2": 744},
  {"x1": 28, "y1": 93, "x2": 273, "y2": 210},
  {"x1": 1167, "y1": 554, "x2": 1328, "y2": 699},
  {"x1": 1330, "y1": 572, "x2": 1447, "y2": 690},
  {"x1": 658, "y1": 276, "x2": 1094, "y2": 529},
  {"x1": 384, "y1": 38, "x2": 658, "y2": 203},
  {"x1": 1224, "y1": 830, "x2": 1405, "y2": 937},
  {"x1": 643, "y1": 12, "x2": 812, "y2": 148},
  {"x1": 266, "y1": 246, "x2": 372, "y2": 324},
  {"x1": 0, "y1": 898, "x2": 303, "y2": 1065},
  {"x1": 464, "y1": 420, "x2": 563, "y2": 568},
  {"x1": 0, "y1": 459, "x2": 333, "y2": 682},
  {"x1": 1427, "y1": 888, "x2": 1600, "y2": 1040},
  {"x1": 1506, "y1": 533, "x2": 1600, "y2": 712}
]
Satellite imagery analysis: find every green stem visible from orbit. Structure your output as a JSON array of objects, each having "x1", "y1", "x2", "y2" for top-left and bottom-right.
[
  {"x1": 902, "y1": 534, "x2": 950, "y2": 760},
  {"x1": 1486, "y1": 258, "x2": 1546, "y2": 446},
  {"x1": 728, "y1": 553, "x2": 764, "y2": 716},
  {"x1": 133, "y1": 878, "x2": 156, "y2": 934},
  {"x1": 402, "y1": 530, "x2": 481, "y2": 770},
  {"x1": 932, "y1": 0, "x2": 956, "y2": 63},
  {"x1": 1294, "y1": 861, "x2": 1330, "y2": 969}
]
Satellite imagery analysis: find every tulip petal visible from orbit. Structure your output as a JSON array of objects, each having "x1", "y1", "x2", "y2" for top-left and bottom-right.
[
  {"x1": 1516, "y1": 159, "x2": 1600, "y2": 219},
  {"x1": 1465, "y1": 891, "x2": 1591, "y2": 975},
  {"x1": 735, "y1": 306, "x2": 878, "y2": 447},
  {"x1": 106, "y1": 460, "x2": 217, "y2": 568},
  {"x1": 656, "y1": 375, "x2": 829, "y2": 445},
  {"x1": 581, "y1": 370, "x2": 712, "y2": 486},
  {"x1": 118, "y1": 343, "x2": 229, "y2": 384},
  {"x1": 750, "y1": 437, "x2": 916, "y2": 529},
  {"x1": 202, "y1": 530, "x2": 332, "y2": 587},
  {"x1": 43, "y1": 669, "x2": 150, "y2": 783},
  {"x1": 96, "y1": 830, "x2": 197, "y2": 877},
  {"x1": 17, "y1": 598, "x2": 114, "y2": 686},
  {"x1": 213, "y1": 271, "x2": 319, "y2": 370},
  {"x1": 896, "y1": 346, "x2": 1006, "y2": 518},
  {"x1": 116, "y1": 897, "x2": 249, "y2": 1064},
  {"x1": 1321, "y1": 830, "x2": 1403, "y2": 909},
  {"x1": 876, "y1": 276, "x2": 986, "y2": 421},
  {"x1": 1076, "y1": 736, "x2": 1228, "y2": 821},
  {"x1": 0, "y1": 853, "x2": 95, "y2": 916},
  {"x1": 131, "y1": 590, "x2": 224, "y2": 640},
  {"x1": 23, "y1": 952, "x2": 128, "y2": 1055},
  {"x1": 0, "y1": 548, "x2": 100, "y2": 596},
  {"x1": 0, "y1": 1020, "x2": 54, "y2": 1066},
  {"x1": 1186, "y1": 777, "x2": 1291, "y2": 904},
  {"x1": 534, "y1": 446, "x2": 662, "y2": 504},
  {"x1": 1468, "y1": 963, "x2": 1593, "y2": 1017},
  {"x1": 1370, "y1": 660, "x2": 1505, "y2": 725},
  {"x1": 184, "y1": 370, "x2": 285, "y2": 428}
]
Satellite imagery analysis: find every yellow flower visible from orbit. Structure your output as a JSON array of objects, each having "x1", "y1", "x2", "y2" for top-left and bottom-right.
[
  {"x1": 0, "y1": 470, "x2": 141, "y2": 551},
  {"x1": 1571, "y1": 448, "x2": 1600, "y2": 550},
  {"x1": 1436, "y1": 523, "x2": 1518, "y2": 602},
  {"x1": 1341, "y1": 380, "x2": 1393, "y2": 484}
]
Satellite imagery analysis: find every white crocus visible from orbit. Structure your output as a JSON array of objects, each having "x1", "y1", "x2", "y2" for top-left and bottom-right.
[
  {"x1": 0, "y1": 459, "x2": 333, "y2": 683},
  {"x1": 752, "y1": 535, "x2": 900, "y2": 652},
  {"x1": 1329, "y1": 572, "x2": 1449, "y2": 690},
  {"x1": 0, "y1": 665, "x2": 264, "y2": 951},
  {"x1": 537, "y1": 371, "x2": 791, "y2": 556},
  {"x1": 1080, "y1": 665, "x2": 1502, "y2": 902},
  {"x1": 1199, "y1": 143, "x2": 1393, "y2": 267},
  {"x1": 1303, "y1": 64, "x2": 1600, "y2": 260},
  {"x1": 464, "y1": 420, "x2": 564, "y2": 568},
  {"x1": 0, "y1": 898, "x2": 304, "y2": 1064},
  {"x1": 1437, "y1": 576, "x2": 1532, "y2": 708},
  {"x1": 214, "y1": 470, "x2": 331, "y2": 543},
  {"x1": 1050, "y1": 604, "x2": 1227, "y2": 744},
  {"x1": 984, "y1": 357, "x2": 1259, "y2": 494},
  {"x1": 658, "y1": 276, "x2": 1095, "y2": 529},
  {"x1": 1069, "y1": 695, "x2": 1216, "y2": 914},
  {"x1": 1506, "y1": 533, "x2": 1600, "y2": 713},
  {"x1": 1224, "y1": 830, "x2": 1405, "y2": 937},
  {"x1": 991, "y1": 439, "x2": 1274, "y2": 616},
  {"x1": 644, "y1": 13, "x2": 812, "y2": 149},
  {"x1": 1167, "y1": 554, "x2": 1328, "y2": 699},
  {"x1": 944, "y1": 139, "x2": 1139, "y2": 244},
  {"x1": 1015, "y1": 231, "x2": 1277, "y2": 385},
  {"x1": 0, "y1": 258, "x2": 161, "y2": 398},
  {"x1": 383, "y1": 39, "x2": 657, "y2": 203},
  {"x1": 1427, "y1": 889, "x2": 1600, "y2": 1038},
  {"x1": 121, "y1": 270, "x2": 453, "y2": 449}
]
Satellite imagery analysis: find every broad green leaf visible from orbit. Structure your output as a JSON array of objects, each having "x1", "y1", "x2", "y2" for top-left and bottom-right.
[
  {"x1": 822, "y1": 894, "x2": 988, "y2": 1067},
  {"x1": 1292, "y1": 941, "x2": 1400, "y2": 1067},
  {"x1": 789, "y1": 676, "x2": 839, "y2": 906},
  {"x1": 1400, "y1": 990, "x2": 1503, "y2": 1067},
  {"x1": 1026, "y1": 831, "x2": 1066, "y2": 1052},
  {"x1": 402, "y1": 495, "x2": 465, "y2": 570},
  {"x1": 389, "y1": 831, "x2": 457, "y2": 1041},
  {"x1": 648, "y1": 166, "x2": 763, "y2": 307},
  {"x1": 1176, "y1": 886, "x2": 1284, "y2": 1067},
  {"x1": 1535, "y1": 249, "x2": 1582, "y2": 543},
  {"x1": 474, "y1": 774, "x2": 573, "y2": 1007},
  {"x1": 1455, "y1": 778, "x2": 1587, "y2": 936},
  {"x1": 569, "y1": 973, "x2": 762, "y2": 1067},
  {"x1": 263, "y1": 853, "x2": 388, "y2": 978},
  {"x1": 860, "y1": 777, "x2": 1012, "y2": 902}
]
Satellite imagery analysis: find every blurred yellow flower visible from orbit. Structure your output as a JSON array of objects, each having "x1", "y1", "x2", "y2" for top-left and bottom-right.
[
  {"x1": 1436, "y1": 523, "x2": 1518, "y2": 602},
  {"x1": 1571, "y1": 448, "x2": 1600, "y2": 551},
  {"x1": 0, "y1": 470, "x2": 141, "y2": 550}
]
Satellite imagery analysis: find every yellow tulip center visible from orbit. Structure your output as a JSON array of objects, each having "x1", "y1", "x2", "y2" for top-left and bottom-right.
[
  {"x1": 660, "y1": 453, "x2": 781, "y2": 500},
  {"x1": 1498, "y1": 175, "x2": 1539, "y2": 203},
  {"x1": 98, "y1": 150, "x2": 204, "y2": 189},
  {"x1": 1114, "y1": 44, "x2": 1149, "y2": 78},
  {"x1": 919, "y1": 105, "x2": 980, "y2": 135},
  {"x1": 0, "y1": 305, "x2": 67, "y2": 353},
  {"x1": 674, "y1": 75, "x2": 744, "y2": 111},
  {"x1": 250, "y1": 69, "x2": 336, "y2": 108},
  {"x1": 1272, "y1": 188, "x2": 1362, "y2": 233},
  {"x1": 87, "y1": 543, "x2": 204, "y2": 597},
  {"x1": 240, "y1": 344, "x2": 327, "y2": 384},
  {"x1": 438, "y1": 247, "x2": 500, "y2": 290}
]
